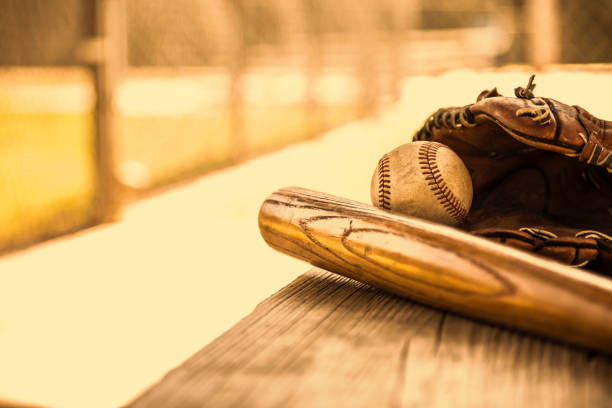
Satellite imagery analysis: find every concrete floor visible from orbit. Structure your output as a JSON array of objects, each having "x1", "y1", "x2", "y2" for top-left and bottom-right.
[{"x1": 1, "y1": 68, "x2": 610, "y2": 408}]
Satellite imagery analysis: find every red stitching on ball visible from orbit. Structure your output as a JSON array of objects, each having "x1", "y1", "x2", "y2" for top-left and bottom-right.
[
  {"x1": 377, "y1": 154, "x2": 391, "y2": 209},
  {"x1": 418, "y1": 142, "x2": 468, "y2": 223}
]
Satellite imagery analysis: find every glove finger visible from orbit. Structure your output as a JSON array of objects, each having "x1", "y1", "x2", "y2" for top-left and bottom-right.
[
  {"x1": 576, "y1": 231, "x2": 612, "y2": 275},
  {"x1": 472, "y1": 228, "x2": 609, "y2": 272},
  {"x1": 534, "y1": 237, "x2": 599, "y2": 267}
]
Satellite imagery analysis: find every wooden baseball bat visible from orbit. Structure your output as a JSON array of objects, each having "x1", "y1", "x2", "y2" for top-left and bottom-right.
[{"x1": 258, "y1": 187, "x2": 612, "y2": 354}]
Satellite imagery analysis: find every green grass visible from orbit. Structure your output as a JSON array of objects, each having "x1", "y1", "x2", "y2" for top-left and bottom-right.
[
  {"x1": 120, "y1": 103, "x2": 359, "y2": 188},
  {"x1": 120, "y1": 109, "x2": 234, "y2": 187},
  {"x1": 0, "y1": 103, "x2": 359, "y2": 251},
  {"x1": 0, "y1": 112, "x2": 96, "y2": 249},
  {"x1": 245, "y1": 104, "x2": 359, "y2": 155},
  {"x1": 0, "y1": 67, "x2": 363, "y2": 251}
]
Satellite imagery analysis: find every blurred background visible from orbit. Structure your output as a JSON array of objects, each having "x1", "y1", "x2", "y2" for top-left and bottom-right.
[
  {"x1": 2, "y1": 1, "x2": 612, "y2": 407},
  {"x1": 2, "y1": 0, "x2": 611, "y2": 253}
]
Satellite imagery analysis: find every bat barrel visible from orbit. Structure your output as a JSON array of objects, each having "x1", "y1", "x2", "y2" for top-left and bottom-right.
[{"x1": 259, "y1": 187, "x2": 612, "y2": 354}]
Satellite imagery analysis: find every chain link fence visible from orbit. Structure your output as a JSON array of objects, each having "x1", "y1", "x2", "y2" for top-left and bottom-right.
[
  {"x1": 559, "y1": 0, "x2": 612, "y2": 63},
  {"x1": 1, "y1": 0, "x2": 611, "y2": 252}
]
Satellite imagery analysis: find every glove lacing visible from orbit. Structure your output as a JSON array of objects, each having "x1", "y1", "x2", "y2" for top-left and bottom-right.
[
  {"x1": 418, "y1": 107, "x2": 476, "y2": 141},
  {"x1": 514, "y1": 74, "x2": 536, "y2": 99},
  {"x1": 418, "y1": 74, "x2": 539, "y2": 141}
]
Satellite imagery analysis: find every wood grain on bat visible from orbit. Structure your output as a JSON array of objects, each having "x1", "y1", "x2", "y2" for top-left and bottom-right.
[{"x1": 258, "y1": 187, "x2": 612, "y2": 354}]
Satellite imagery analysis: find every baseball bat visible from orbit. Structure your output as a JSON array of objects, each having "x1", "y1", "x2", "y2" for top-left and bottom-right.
[{"x1": 258, "y1": 187, "x2": 612, "y2": 354}]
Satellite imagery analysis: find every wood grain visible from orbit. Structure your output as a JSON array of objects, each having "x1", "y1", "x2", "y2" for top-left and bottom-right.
[
  {"x1": 127, "y1": 269, "x2": 612, "y2": 408},
  {"x1": 258, "y1": 187, "x2": 612, "y2": 354}
]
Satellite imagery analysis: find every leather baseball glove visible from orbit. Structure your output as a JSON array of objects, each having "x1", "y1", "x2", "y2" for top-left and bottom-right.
[{"x1": 413, "y1": 75, "x2": 612, "y2": 274}]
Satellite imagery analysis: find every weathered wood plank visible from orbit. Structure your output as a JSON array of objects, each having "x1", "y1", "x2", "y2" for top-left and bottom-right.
[{"x1": 127, "y1": 268, "x2": 612, "y2": 408}]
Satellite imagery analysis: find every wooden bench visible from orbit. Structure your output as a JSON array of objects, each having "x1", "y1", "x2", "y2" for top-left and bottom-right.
[{"x1": 127, "y1": 268, "x2": 612, "y2": 407}]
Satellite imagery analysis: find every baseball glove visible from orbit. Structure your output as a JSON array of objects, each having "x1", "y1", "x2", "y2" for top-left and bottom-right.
[{"x1": 413, "y1": 75, "x2": 612, "y2": 274}]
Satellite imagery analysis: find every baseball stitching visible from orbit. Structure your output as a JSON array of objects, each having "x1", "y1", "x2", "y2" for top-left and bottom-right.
[
  {"x1": 377, "y1": 154, "x2": 391, "y2": 209},
  {"x1": 418, "y1": 142, "x2": 468, "y2": 223}
]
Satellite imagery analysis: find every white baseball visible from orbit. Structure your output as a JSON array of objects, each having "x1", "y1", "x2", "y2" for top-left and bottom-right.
[{"x1": 370, "y1": 141, "x2": 473, "y2": 226}]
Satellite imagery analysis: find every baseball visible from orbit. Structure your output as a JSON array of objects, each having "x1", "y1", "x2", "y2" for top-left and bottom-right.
[{"x1": 370, "y1": 141, "x2": 473, "y2": 225}]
